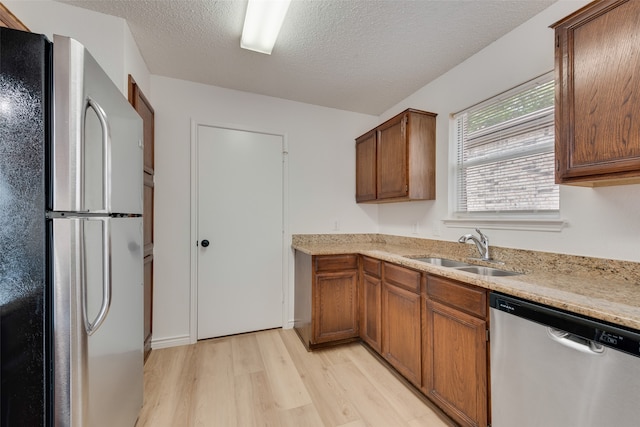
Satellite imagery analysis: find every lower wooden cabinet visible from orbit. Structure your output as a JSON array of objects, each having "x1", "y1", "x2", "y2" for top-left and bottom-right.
[
  {"x1": 143, "y1": 254, "x2": 153, "y2": 361},
  {"x1": 381, "y1": 262, "x2": 422, "y2": 388},
  {"x1": 295, "y1": 253, "x2": 490, "y2": 426},
  {"x1": 383, "y1": 282, "x2": 422, "y2": 387},
  {"x1": 360, "y1": 256, "x2": 382, "y2": 352},
  {"x1": 314, "y1": 268, "x2": 359, "y2": 344},
  {"x1": 423, "y1": 275, "x2": 488, "y2": 427},
  {"x1": 294, "y1": 252, "x2": 359, "y2": 349}
]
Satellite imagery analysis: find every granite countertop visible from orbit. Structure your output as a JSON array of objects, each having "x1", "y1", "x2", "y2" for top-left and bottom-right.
[{"x1": 292, "y1": 234, "x2": 640, "y2": 331}]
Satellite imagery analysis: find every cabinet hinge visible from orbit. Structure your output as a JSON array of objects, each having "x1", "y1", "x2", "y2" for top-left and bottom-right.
[
  {"x1": 556, "y1": 34, "x2": 560, "y2": 48},
  {"x1": 486, "y1": 329, "x2": 490, "y2": 342},
  {"x1": 405, "y1": 184, "x2": 408, "y2": 192}
]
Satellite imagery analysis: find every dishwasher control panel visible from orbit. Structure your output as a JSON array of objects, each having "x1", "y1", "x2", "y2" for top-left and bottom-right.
[{"x1": 595, "y1": 329, "x2": 640, "y2": 357}]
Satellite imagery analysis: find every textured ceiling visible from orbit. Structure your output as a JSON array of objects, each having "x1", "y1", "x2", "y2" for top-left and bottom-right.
[{"x1": 58, "y1": 0, "x2": 557, "y2": 115}]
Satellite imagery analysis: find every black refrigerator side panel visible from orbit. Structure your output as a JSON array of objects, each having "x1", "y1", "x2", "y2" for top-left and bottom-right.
[{"x1": 0, "y1": 28, "x2": 51, "y2": 426}]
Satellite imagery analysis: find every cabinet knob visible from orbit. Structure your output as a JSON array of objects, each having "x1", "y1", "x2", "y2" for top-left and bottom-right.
[{"x1": 201, "y1": 239, "x2": 210, "y2": 247}]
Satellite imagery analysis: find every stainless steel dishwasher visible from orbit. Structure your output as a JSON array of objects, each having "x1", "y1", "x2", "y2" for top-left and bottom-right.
[{"x1": 490, "y1": 292, "x2": 640, "y2": 427}]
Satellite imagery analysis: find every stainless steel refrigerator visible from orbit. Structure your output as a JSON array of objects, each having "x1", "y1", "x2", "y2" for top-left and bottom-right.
[{"x1": 0, "y1": 28, "x2": 144, "y2": 426}]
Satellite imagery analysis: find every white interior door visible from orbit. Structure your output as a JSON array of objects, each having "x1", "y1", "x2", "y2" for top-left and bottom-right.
[{"x1": 196, "y1": 125, "x2": 283, "y2": 340}]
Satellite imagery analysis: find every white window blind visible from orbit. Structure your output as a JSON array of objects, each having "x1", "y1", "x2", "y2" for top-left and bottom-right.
[{"x1": 453, "y1": 72, "x2": 559, "y2": 215}]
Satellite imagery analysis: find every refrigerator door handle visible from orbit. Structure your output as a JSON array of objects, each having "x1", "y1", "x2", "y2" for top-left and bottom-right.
[
  {"x1": 85, "y1": 96, "x2": 111, "y2": 212},
  {"x1": 82, "y1": 219, "x2": 112, "y2": 335}
]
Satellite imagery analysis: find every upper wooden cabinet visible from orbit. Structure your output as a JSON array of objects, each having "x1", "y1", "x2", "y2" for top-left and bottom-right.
[
  {"x1": 552, "y1": 0, "x2": 640, "y2": 186},
  {"x1": 0, "y1": 3, "x2": 29, "y2": 30},
  {"x1": 355, "y1": 130, "x2": 377, "y2": 202},
  {"x1": 356, "y1": 108, "x2": 437, "y2": 202}
]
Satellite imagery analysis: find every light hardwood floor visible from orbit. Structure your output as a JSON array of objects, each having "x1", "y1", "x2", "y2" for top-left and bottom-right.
[{"x1": 136, "y1": 328, "x2": 456, "y2": 427}]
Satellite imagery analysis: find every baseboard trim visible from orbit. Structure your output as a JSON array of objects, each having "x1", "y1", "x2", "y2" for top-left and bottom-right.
[
  {"x1": 151, "y1": 335, "x2": 192, "y2": 349},
  {"x1": 152, "y1": 323, "x2": 293, "y2": 350}
]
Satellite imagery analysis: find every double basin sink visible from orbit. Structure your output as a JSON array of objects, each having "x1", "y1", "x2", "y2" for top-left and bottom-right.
[{"x1": 410, "y1": 257, "x2": 521, "y2": 277}]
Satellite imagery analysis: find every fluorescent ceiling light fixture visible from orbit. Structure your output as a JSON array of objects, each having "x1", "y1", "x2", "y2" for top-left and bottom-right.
[{"x1": 241, "y1": 0, "x2": 291, "y2": 54}]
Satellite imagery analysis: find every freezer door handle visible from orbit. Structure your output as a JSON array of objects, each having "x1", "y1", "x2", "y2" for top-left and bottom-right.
[
  {"x1": 85, "y1": 96, "x2": 111, "y2": 212},
  {"x1": 82, "y1": 219, "x2": 113, "y2": 335}
]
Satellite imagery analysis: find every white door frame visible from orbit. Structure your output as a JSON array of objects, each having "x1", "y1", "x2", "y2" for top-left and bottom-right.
[{"x1": 189, "y1": 119, "x2": 289, "y2": 344}]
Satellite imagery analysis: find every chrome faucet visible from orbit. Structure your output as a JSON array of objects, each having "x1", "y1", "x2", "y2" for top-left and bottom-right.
[{"x1": 458, "y1": 228, "x2": 491, "y2": 261}]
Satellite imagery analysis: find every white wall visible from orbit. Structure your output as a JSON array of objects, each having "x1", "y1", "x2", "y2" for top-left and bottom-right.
[
  {"x1": 376, "y1": 0, "x2": 640, "y2": 263},
  {"x1": 4, "y1": 0, "x2": 150, "y2": 96},
  {"x1": 150, "y1": 75, "x2": 378, "y2": 346},
  {"x1": 123, "y1": 23, "x2": 150, "y2": 95}
]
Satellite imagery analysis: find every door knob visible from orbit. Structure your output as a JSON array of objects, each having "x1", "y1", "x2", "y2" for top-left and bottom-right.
[{"x1": 201, "y1": 239, "x2": 210, "y2": 247}]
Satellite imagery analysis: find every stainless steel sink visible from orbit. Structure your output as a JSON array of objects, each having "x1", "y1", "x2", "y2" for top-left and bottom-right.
[
  {"x1": 412, "y1": 257, "x2": 472, "y2": 268},
  {"x1": 455, "y1": 266, "x2": 521, "y2": 277},
  {"x1": 409, "y1": 256, "x2": 522, "y2": 277}
]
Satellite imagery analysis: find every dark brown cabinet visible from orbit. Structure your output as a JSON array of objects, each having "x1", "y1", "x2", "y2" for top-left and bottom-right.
[
  {"x1": 128, "y1": 76, "x2": 155, "y2": 361},
  {"x1": 294, "y1": 252, "x2": 359, "y2": 349},
  {"x1": 381, "y1": 262, "x2": 422, "y2": 388},
  {"x1": 423, "y1": 275, "x2": 488, "y2": 427},
  {"x1": 294, "y1": 252, "x2": 491, "y2": 426},
  {"x1": 314, "y1": 262, "x2": 359, "y2": 344},
  {"x1": 0, "y1": 3, "x2": 28, "y2": 30},
  {"x1": 356, "y1": 131, "x2": 377, "y2": 202},
  {"x1": 355, "y1": 108, "x2": 437, "y2": 203},
  {"x1": 359, "y1": 256, "x2": 382, "y2": 352},
  {"x1": 553, "y1": 0, "x2": 640, "y2": 186}
]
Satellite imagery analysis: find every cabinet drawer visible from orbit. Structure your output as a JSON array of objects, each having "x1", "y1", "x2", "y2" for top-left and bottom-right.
[
  {"x1": 384, "y1": 262, "x2": 420, "y2": 294},
  {"x1": 315, "y1": 254, "x2": 358, "y2": 272},
  {"x1": 427, "y1": 275, "x2": 486, "y2": 318},
  {"x1": 362, "y1": 256, "x2": 381, "y2": 277}
]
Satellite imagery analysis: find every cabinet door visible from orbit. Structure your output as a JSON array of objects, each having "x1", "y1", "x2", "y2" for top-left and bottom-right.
[
  {"x1": 293, "y1": 251, "x2": 313, "y2": 348},
  {"x1": 314, "y1": 270, "x2": 359, "y2": 344},
  {"x1": 377, "y1": 115, "x2": 408, "y2": 199},
  {"x1": 0, "y1": 4, "x2": 29, "y2": 30},
  {"x1": 424, "y1": 299, "x2": 488, "y2": 427},
  {"x1": 382, "y1": 282, "x2": 421, "y2": 387},
  {"x1": 128, "y1": 75, "x2": 155, "y2": 362},
  {"x1": 554, "y1": 0, "x2": 640, "y2": 185},
  {"x1": 356, "y1": 131, "x2": 377, "y2": 202},
  {"x1": 360, "y1": 272, "x2": 382, "y2": 352},
  {"x1": 143, "y1": 254, "x2": 153, "y2": 357}
]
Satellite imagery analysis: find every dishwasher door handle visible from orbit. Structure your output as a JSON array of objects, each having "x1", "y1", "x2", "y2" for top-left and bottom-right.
[{"x1": 548, "y1": 328, "x2": 605, "y2": 355}]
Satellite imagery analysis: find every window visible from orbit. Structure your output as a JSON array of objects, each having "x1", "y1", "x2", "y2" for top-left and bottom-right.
[{"x1": 453, "y1": 72, "x2": 559, "y2": 217}]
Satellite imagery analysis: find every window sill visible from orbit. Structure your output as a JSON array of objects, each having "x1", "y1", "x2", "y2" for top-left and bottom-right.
[{"x1": 443, "y1": 216, "x2": 566, "y2": 232}]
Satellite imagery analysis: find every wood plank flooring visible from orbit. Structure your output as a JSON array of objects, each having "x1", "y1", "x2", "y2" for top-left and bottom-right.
[{"x1": 136, "y1": 328, "x2": 456, "y2": 427}]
